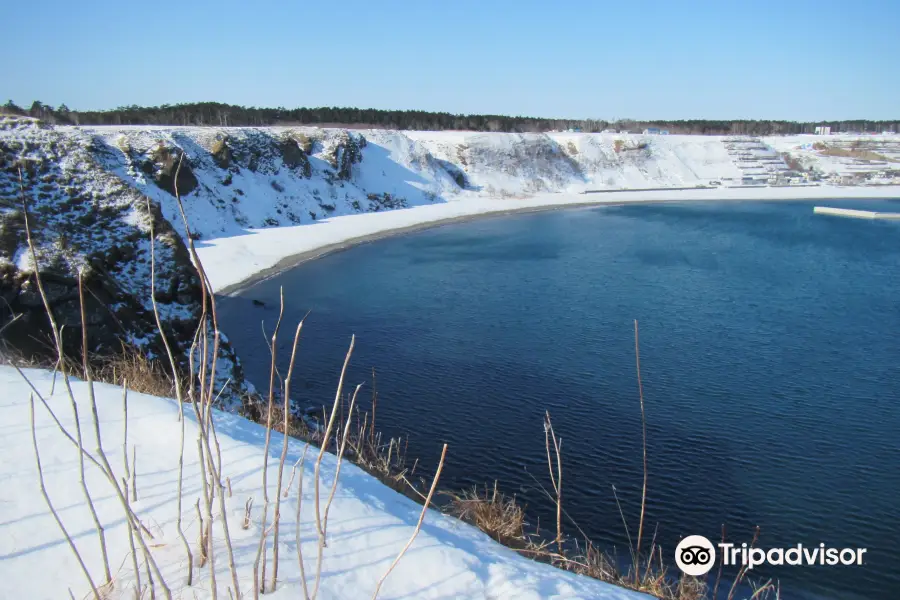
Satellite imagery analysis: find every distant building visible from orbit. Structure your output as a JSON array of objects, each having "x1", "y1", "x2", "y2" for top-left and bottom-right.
[
  {"x1": 643, "y1": 127, "x2": 661, "y2": 134},
  {"x1": 815, "y1": 126, "x2": 832, "y2": 135}
]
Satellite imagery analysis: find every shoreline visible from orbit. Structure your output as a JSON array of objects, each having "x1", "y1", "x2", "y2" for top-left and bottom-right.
[
  {"x1": 209, "y1": 186, "x2": 900, "y2": 296},
  {"x1": 217, "y1": 199, "x2": 609, "y2": 295}
]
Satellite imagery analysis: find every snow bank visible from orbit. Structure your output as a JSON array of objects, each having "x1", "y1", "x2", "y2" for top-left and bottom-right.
[{"x1": 0, "y1": 366, "x2": 647, "y2": 600}]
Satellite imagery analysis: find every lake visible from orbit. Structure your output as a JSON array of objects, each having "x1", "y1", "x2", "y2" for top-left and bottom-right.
[{"x1": 218, "y1": 199, "x2": 900, "y2": 600}]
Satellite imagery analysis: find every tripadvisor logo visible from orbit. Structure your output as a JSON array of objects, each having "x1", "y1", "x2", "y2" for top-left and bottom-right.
[
  {"x1": 675, "y1": 535, "x2": 717, "y2": 576},
  {"x1": 674, "y1": 535, "x2": 868, "y2": 576}
]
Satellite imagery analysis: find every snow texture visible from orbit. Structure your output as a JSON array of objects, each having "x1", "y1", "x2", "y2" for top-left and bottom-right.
[{"x1": 0, "y1": 366, "x2": 648, "y2": 600}]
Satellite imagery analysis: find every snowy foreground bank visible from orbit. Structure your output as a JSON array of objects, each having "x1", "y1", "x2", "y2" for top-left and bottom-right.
[
  {"x1": 204, "y1": 186, "x2": 900, "y2": 293},
  {"x1": 0, "y1": 367, "x2": 646, "y2": 600}
]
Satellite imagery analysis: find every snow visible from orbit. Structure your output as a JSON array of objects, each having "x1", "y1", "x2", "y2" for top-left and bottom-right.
[
  {"x1": 201, "y1": 185, "x2": 900, "y2": 294},
  {"x1": 764, "y1": 134, "x2": 900, "y2": 179},
  {"x1": 0, "y1": 367, "x2": 647, "y2": 600}
]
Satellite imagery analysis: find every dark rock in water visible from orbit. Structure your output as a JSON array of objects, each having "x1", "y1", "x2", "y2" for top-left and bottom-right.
[{"x1": 252, "y1": 299, "x2": 266, "y2": 307}]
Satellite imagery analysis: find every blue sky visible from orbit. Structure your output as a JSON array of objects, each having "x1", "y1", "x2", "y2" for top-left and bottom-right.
[{"x1": 2, "y1": 0, "x2": 897, "y2": 120}]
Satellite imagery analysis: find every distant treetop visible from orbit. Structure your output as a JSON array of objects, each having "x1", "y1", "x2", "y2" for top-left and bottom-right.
[{"x1": 1, "y1": 100, "x2": 896, "y2": 135}]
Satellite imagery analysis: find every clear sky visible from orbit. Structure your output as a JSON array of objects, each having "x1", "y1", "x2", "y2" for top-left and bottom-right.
[{"x1": 2, "y1": 0, "x2": 897, "y2": 120}]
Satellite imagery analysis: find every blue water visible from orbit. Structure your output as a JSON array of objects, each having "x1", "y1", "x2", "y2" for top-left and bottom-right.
[{"x1": 218, "y1": 199, "x2": 900, "y2": 600}]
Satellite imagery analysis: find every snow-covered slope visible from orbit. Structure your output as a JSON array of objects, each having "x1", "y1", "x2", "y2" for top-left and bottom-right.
[
  {"x1": 765, "y1": 134, "x2": 900, "y2": 182},
  {"x1": 0, "y1": 366, "x2": 647, "y2": 600},
  {"x1": 406, "y1": 131, "x2": 747, "y2": 193}
]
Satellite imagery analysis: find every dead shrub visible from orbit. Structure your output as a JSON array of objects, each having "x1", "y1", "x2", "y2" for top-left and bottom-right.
[
  {"x1": 257, "y1": 402, "x2": 308, "y2": 438},
  {"x1": 94, "y1": 346, "x2": 177, "y2": 397},
  {"x1": 444, "y1": 483, "x2": 525, "y2": 542}
]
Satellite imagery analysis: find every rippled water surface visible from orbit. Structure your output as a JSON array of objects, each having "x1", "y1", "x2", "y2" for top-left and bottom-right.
[{"x1": 219, "y1": 200, "x2": 900, "y2": 599}]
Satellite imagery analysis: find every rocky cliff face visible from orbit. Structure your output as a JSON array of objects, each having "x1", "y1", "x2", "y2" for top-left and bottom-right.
[{"x1": 0, "y1": 118, "x2": 253, "y2": 409}]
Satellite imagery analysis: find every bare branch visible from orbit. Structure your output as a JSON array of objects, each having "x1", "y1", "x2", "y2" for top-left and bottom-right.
[
  {"x1": 29, "y1": 394, "x2": 101, "y2": 600},
  {"x1": 323, "y1": 383, "x2": 363, "y2": 538},
  {"x1": 634, "y1": 319, "x2": 649, "y2": 583},
  {"x1": 311, "y1": 335, "x2": 355, "y2": 599},
  {"x1": 371, "y1": 444, "x2": 448, "y2": 600},
  {"x1": 294, "y1": 445, "x2": 312, "y2": 600},
  {"x1": 271, "y1": 316, "x2": 307, "y2": 590}
]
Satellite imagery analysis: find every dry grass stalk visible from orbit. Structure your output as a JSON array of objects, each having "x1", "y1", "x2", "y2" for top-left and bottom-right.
[
  {"x1": 611, "y1": 484, "x2": 636, "y2": 567},
  {"x1": 214, "y1": 473, "x2": 240, "y2": 599},
  {"x1": 543, "y1": 411, "x2": 563, "y2": 549},
  {"x1": 197, "y1": 438, "x2": 218, "y2": 599},
  {"x1": 212, "y1": 449, "x2": 240, "y2": 598},
  {"x1": 310, "y1": 335, "x2": 356, "y2": 599},
  {"x1": 121, "y1": 475, "x2": 142, "y2": 598},
  {"x1": 171, "y1": 153, "x2": 241, "y2": 597},
  {"x1": 21, "y1": 169, "x2": 113, "y2": 586},
  {"x1": 284, "y1": 443, "x2": 310, "y2": 499},
  {"x1": 143, "y1": 548, "x2": 156, "y2": 600},
  {"x1": 252, "y1": 517, "x2": 276, "y2": 600},
  {"x1": 322, "y1": 383, "x2": 363, "y2": 539},
  {"x1": 131, "y1": 447, "x2": 138, "y2": 501},
  {"x1": 254, "y1": 286, "x2": 285, "y2": 597},
  {"x1": 28, "y1": 394, "x2": 101, "y2": 600},
  {"x1": 122, "y1": 384, "x2": 131, "y2": 479},
  {"x1": 292, "y1": 444, "x2": 312, "y2": 600},
  {"x1": 171, "y1": 154, "x2": 224, "y2": 413},
  {"x1": 712, "y1": 524, "x2": 726, "y2": 600},
  {"x1": 196, "y1": 500, "x2": 208, "y2": 566},
  {"x1": 634, "y1": 319, "x2": 649, "y2": 583},
  {"x1": 371, "y1": 443, "x2": 448, "y2": 600},
  {"x1": 242, "y1": 498, "x2": 254, "y2": 530},
  {"x1": 271, "y1": 317, "x2": 307, "y2": 591},
  {"x1": 77, "y1": 273, "x2": 115, "y2": 585},
  {"x1": 727, "y1": 526, "x2": 761, "y2": 600},
  {"x1": 370, "y1": 368, "x2": 378, "y2": 445},
  {"x1": 145, "y1": 203, "x2": 193, "y2": 585}
]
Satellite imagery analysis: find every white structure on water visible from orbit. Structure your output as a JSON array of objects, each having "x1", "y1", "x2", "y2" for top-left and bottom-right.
[{"x1": 813, "y1": 206, "x2": 900, "y2": 219}]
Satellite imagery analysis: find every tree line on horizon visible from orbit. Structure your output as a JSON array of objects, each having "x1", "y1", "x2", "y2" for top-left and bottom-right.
[{"x1": 3, "y1": 100, "x2": 897, "y2": 136}]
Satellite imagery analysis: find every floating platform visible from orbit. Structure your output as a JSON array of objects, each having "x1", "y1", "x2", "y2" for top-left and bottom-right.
[{"x1": 813, "y1": 206, "x2": 900, "y2": 220}]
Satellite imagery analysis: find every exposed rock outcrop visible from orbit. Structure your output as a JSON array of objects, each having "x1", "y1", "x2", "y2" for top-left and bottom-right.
[{"x1": 0, "y1": 120, "x2": 254, "y2": 410}]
